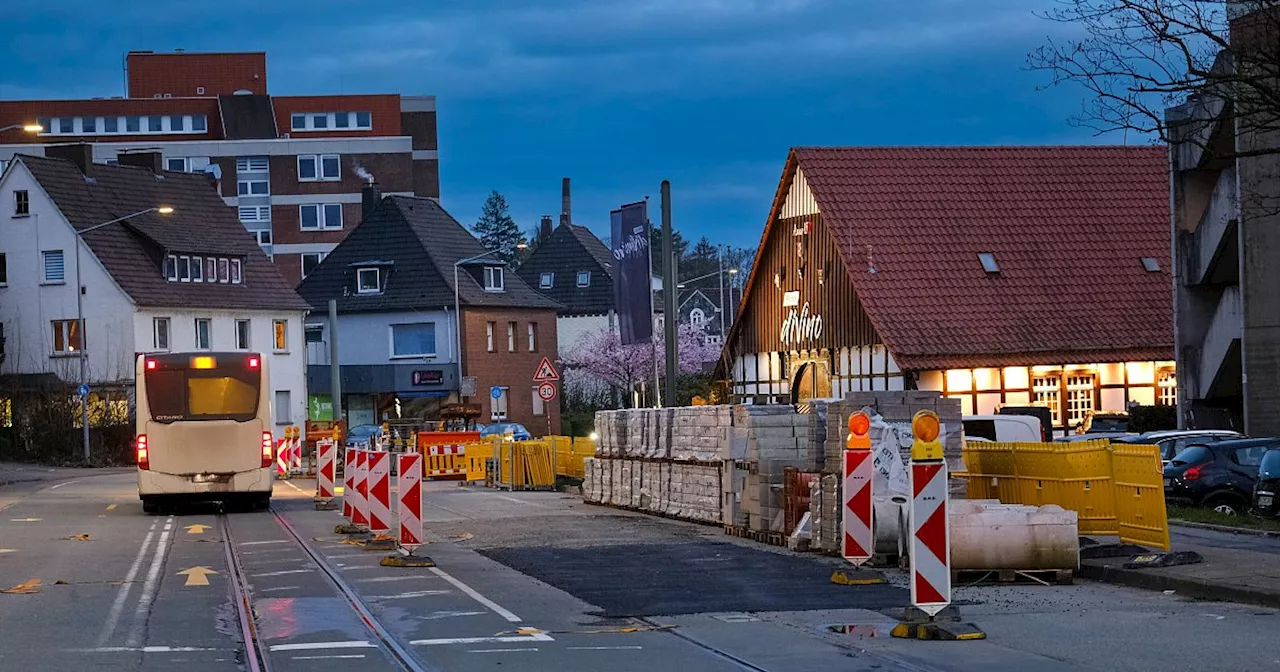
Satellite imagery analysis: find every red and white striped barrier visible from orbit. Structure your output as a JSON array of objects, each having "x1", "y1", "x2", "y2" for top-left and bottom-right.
[
  {"x1": 908, "y1": 411, "x2": 950, "y2": 617},
  {"x1": 352, "y1": 449, "x2": 370, "y2": 528},
  {"x1": 290, "y1": 431, "x2": 303, "y2": 473},
  {"x1": 842, "y1": 450, "x2": 874, "y2": 565},
  {"x1": 397, "y1": 453, "x2": 424, "y2": 552},
  {"x1": 316, "y1": 439, "x2": 336, "y2": 500},
  {"x1": 276, "y1": 439, "x2": 289, "y2": 478},
  {"x1": 342, "y1": 448, "x2": 355, "y2": 520},
  {"x1": 367, "y1": 450, "x2": 393, "y2": 535},
  {"x1": 424, "y1": 445, "x2": 464, "y2": 456}
]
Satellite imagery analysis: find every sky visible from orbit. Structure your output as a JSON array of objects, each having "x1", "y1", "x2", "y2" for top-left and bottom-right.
[{"x1": 0, "y1": 0, "x2": 1125, "y2": 248}]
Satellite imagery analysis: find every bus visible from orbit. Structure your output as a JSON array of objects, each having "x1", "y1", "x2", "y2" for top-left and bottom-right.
[{"x1": 135, "y1": 352, "x2": 274, "y2": 514}]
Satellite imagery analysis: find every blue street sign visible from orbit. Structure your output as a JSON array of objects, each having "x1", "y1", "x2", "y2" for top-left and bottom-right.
[
  {"x1": 490, "y1": 386, "x2": 503, "y2": 399},
  {"x1": 77, "y1": 383, "x2": 90, "y2": 398}
]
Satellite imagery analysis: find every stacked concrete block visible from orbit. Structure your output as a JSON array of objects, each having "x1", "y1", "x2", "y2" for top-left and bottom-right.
[
  {"x1": 666, "y1": 463, "x2": 721, "y2": 523},
  {"x1": 807, "y1": 474, "x2": 841, "y2": 553},
  {"x1": 721, "y1": 460, "x2": 750, "y2": 527},
  {"x1": 669, "y1": 407, "x2": 731, "y2": 462}
]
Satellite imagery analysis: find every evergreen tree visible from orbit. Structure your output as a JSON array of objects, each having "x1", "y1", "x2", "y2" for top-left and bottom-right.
[{"x1": 472, "y1": 191, "x2": 522, "y2": 264}]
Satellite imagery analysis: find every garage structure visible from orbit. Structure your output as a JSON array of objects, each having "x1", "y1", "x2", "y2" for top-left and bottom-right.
[{"x1": 720, "y1": 146, "x2": 1176, "y2": 433}]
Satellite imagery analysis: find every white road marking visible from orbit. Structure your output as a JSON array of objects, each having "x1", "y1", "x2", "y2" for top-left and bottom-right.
[
  {"x1": 49, "y1": 481, "x2": 80, "y2": 490},
  {"x1": 260, "y1": 586, "x2": 303, "y2": 593},
  {"x1": 126, "y1": 517, "x2": 174, "y2": 647},
  {"x1": 251, "y1": 569, "x2": 314, "y2": 578},
  {"x1": 356, "y1": 575, "x2": 439, "y2": 583},
  {"x1": 468, "y1": 648, "x2": 540, "y2": 653},
  {"x1": 240, "y1": 548, "x2": 297, "y2": 555},
  {"x1": 282, "y1": 481, "x2": 308, "y2": 494},
  {"x1": 335, "y1": 565, "x2": 382, "y2": 571},
  {"x1": 429, "y1": 567, "x2": 522, "y2": 622},
  {"x1": 324, "y1": 553, "x2": 371, "y2": 559},
  {"x1": 0, "y1": 549, "x2": 15, "y2": 554},
  {"x1": 269, "y1": 641, "x2": 376, "y2": 652},
  {"x1": 368, "y1": 590, "x2": 451, "y2": 600},
  {"x1": 239, "y1": 540, "x2": 291, "y2": 546},
  {"x1": 292, "y1": 655, "x2": 367, "y2": 660},
  {"x1": 96, "y1": 526, "x2": 157, "y2": 647},
  {"x1": 568, "y1": 646, "x2": 645, "y2": 651},
  {"x1": 87, "y1": 646, "x2": 224, "y2": 653},
  {"x1": 412, "y1": 633, "x2": 553, "y2": 646},
  {"x1": 491, "y1": 494, "x2": 547, "y2": 508},
  {"x1": 250, "y1": 558, "x2": 308, "y2": 566},
  {"x1": 417, "y1": 611, "x2": 487, "y2": 620}
]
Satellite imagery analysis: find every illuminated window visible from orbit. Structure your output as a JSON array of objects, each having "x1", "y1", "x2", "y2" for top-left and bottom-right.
[
  {"x1": 273, "y1": 320, "x2": 288, "y2": 352},
  {"x1": 1066, "y1": 374, "x2": 1096, "y2": 427},
  {"x1": 1033, "y1": 374, "x2": 1062, "y2": 426},
  {"x1": 1158, "y1": 369, "x2": 1178, "y2": 406}
]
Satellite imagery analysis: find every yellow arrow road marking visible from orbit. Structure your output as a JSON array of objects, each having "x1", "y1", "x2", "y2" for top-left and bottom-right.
[
  {"x1": 177, "y1": 566, "x2": 219, "y2": 586},
  {"x1": 2, "y1": 579, "x2": 41, "y2": 594},
  {"x1": 106, "y1": 504, "x2": 117, "y2": 511},
  {"x1": 185, "y1": 524, "x2": 211, "y2": 535}
]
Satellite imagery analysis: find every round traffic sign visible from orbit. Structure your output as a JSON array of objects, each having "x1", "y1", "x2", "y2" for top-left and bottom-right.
[
  {"x1": 490, "y1": 386, "x2": 503, "y2": 399},
  {"x1": 537, "y1": 382, "x2": 557, "y2": 402}
]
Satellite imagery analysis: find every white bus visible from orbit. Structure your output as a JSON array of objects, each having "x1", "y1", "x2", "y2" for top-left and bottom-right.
[{"x1": 135, "y1": 352, "x2": 274, "y2": 514}]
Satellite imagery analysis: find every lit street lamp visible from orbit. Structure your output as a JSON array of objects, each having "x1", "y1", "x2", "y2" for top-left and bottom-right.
[
  {"x1": 76, "y1": 206, "x2": 174, "y2": 462},
  {"x1": 0, "y1": 123, "x2": 43, "y2": 133}
]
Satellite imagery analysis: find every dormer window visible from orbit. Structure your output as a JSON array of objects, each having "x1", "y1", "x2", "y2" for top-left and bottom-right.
[
  {"x1": 164, "y1": 254, "x2": 178, "y2": 281},
  {"x1": 577, "y1": 271, "x2": 591, "y2": 287},
  {"x1": 165, "y1": 254, "x2": 242, "y2": 284},
  {"x1": 357, "y1": 267, "x2": 381, "y2": 294},
  {"x1": 484, "y1": 266, "x2": 504, "y2": 292},
  {"x1": 540, "y1": 272, "x2": 554, "y2": 289}
]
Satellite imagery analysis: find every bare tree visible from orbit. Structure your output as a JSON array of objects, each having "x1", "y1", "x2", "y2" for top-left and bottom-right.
[{"x1": 1030, "y1": 1, "x2": 1280, "y2": 160}]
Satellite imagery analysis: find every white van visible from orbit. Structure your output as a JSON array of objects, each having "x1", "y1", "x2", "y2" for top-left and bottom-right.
[{"x1": 962, "y1": 415, "x2": 1044, "y2": 444}]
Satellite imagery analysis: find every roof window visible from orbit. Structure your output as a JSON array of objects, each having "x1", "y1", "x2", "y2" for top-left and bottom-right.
[
  {"x1": 978, "y1": 253, "x2": 1000, "y2": 274},
  {"x1": 1141, "y1": 257, "x2": 1161, "y2": 272}
]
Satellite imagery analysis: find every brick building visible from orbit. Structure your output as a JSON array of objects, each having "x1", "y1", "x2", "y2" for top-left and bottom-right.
[{"x1": 0, "y1": 50, "x2": 439, "y2": 286}]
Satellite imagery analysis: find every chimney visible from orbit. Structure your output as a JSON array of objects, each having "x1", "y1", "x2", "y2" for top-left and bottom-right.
[
  {"x1": 362, "y1": 181, "x2": 382, "y2": 219},
  {"x1": 116, "y1": 151, "x2": 163, "y2": 173},
  {"x1": 540, "y1": 215, "x2": 553, "y2": 242},
  {"x1": 559, "y1": 177, "x2": 571, "y2": 228},
  {"x1": 44, "y1": 143, "x2": 94, "y2": 174}
]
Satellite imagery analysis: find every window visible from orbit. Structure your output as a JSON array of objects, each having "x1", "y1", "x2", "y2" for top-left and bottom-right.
[
  {"x1": 218, "y1": 258, "x2": 229, "y2": 283},
  {"x1": 153, "y1": 317, "x2": 170, "y2": 351},
  {"x1": 275, "y1": 390, "x2": 292, "y2": 425},
  {"x1": 191, "y1": 115, "x2": 207, "y2": 132},
  {"x1": 235, "y1": 319, "x2": 250, "y2": 350},
  {"x1": 166, "y1": 157, "x2": 210, "y2": 173},
  {"x1": 125, "y1": 116, "x2": 140, "y2": 133},
  {"x1": 146, "y1": 116, "x2": 163, "y2": 133},
  {"x1": 297, "y1": 155, "x2": 318, "y2": 181},
  {"x1": 169, "y1": 115, "x2": 185, "y2": 132},
  {"x1": 291, "y1": 114, "x2": 306, "y2": 131},
  {"x1": 144, "y1": 365, "x2": 261, "y2": 423},
  {"x1": 167, "y1": 158, "x2": 185, "y2": 172},
  {"x1": 305, "y1": 325, "x2": 324, "y2": 343},
  {"x1": 355, "y1": 111, "x2": 372, "y2": 128},
  {"x1": 1233, "y1": 445, "x2": 1269, "y2": 469},
  {"x1": 0, "y1": 253, "x2": 6, "y2": 286},
  {"x1": 230, "y1": 259, "x2": 242, "y2": 284},
  {"x1": 1158, "y1": 369, "x2": 1177, "y2": 406},
  {"x1": 540, "y1": 272, "x2": 554, "y2": 289},
  {"x1": 104, "y1": 117, "x2": 119, "y2": 133},
  {"x1": 313, "y1": 114, "x2": 329, "y2": 129},
  {"x1": 486, "y1": 321, "x2": 495, "y2": 352},
  {"x1": 273, "y1": 320, "x2": 288, "y2": 352},
  {"x1": 178, "y1": 256, "x2": 191, "y2": 282},
  {"x1": 14, "y1": 189, "x2": 29, "y2": 216},
  {"x1": 191, "y1": 256, "x2": 203, "y2": 282},
  {"x1": 194, "y1": 318, "x2": 211, "y2": 350},
  {"x1": 82, "y1": 117, "x2": 97, "y2": 133},
  {"x1": 528, "y1": 323, "x2": 537, "y2": 352},
  {"x1": 236, "y1": 156, "x2": 269, "y2": 172},
  {"x1": 491, "y1": 387, "x2": 508, "y2": 420},
  {"x1": 301, "y1": 253, "x2": 326, "y2": 279},
  {"x1": 42, "y1": 250, "x2": 64, "y2": 283},
  {"x1": 238, "y1": 180, "x2": 269, "y2": 196},
  {"x1": 577, "y1": 270, "x2": 591, "y2": 287},
  {"x1": 204, "y1": 258, "x2": 216, "y2": 281},
  {"x1": 321, "y1": 154, "x2": 340, "y2": 180},
  {"x1": 532, "y1": 386, "x2": 545, "y2": 416},
  {"x1": 164, "y1": 254, "x2": 178, "y2": 281},
  {"x1": 299, "y1": 204, "x2": 343, "y2": 230},
  {"x1": 507, "y1": 321, "x2": 516, "y2": 352},
  {"x1": 484, "y1": 266, "x2": 504, "y2": 292},
  {"x1": 1033, "y1": 374, "x2": 1062, "y2": 426},
  {"x1": 290, "y1": 112, "x2": 373, "y2": 131},
  {"x1": 978, "y1": 252, "x2": 1000, "y2": 273},
  {"x1": 690, "y1": 308, "x2": 706, "y2": 326},
  {"x1": 357, "y1": 267, "x2": 380, "y2": 294},
  {"x1": 1066, "y1": 374, "x2": 1096, "y2": 428},
  {"x1": 390, "y1": 322, "x2": 436, "y2": 358},
  {"x1": 58, "y1": 118, "x2": 73, "y2": 134},
  {"x1": 239, "y1": 206, "x2": 271, "y2": 222},
  {"x1": 51, "y1": 319, "x2": 83, "y2": 355},
  {"x1": 335, "y1": 114, "x2": 350, "y2": 129}
]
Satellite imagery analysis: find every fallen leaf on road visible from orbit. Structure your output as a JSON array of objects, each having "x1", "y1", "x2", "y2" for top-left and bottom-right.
[
  {"x1": 2, "y1": 579, "x2": 41, "y2": 594},
  {"x1": 62, "y1": 534, "x2": 91, "y2": 541},
  {"x1": 451, "y1": 532, "x2": 474, "y2": 542},
  {"x1": 53, "y1": 580, "x2": 68, "y2": 585}
]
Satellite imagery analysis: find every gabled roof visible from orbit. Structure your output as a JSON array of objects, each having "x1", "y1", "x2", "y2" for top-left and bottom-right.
[
  {"x1": 16, "y1": 154, "x2": 307, "y2": 311},
  {"x1": 733, "y1": 146, "x2": 1173, "y2": 370},
  {"x1": 515, "y1": 222, "x2": 615, "y2": 315},
  {"x1": 297, "y1": 195, "x2": 560, "y2": 314}
]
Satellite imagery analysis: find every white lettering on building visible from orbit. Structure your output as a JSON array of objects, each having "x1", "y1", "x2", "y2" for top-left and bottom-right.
[{"x1": 780, "y1": 302, "x2": 823, "y2": 346}]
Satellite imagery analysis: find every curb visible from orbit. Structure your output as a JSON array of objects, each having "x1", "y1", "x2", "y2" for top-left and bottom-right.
[
  {"x1": 1079, "y1": 561, "x2": 1280, "y2": 610},
  {"x1": 1171, "y1": 519, "x2": 1280, "y2": 539}
]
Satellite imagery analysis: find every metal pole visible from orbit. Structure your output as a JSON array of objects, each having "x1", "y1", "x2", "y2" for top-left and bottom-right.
[
  {"x1": 328, "y1": 299, "x2": 342, "y2": 421},
  {"x1": 719, "y1": 245, "x2": 726, "y2": 336},
  {"x1": 77, "y1": 236, "x2": 89, "y2": 463},
  {"x1": 661, "y1": 181, "x2": 678, "y2": 407},
  {"x1": 643, "y1": 197, "x2": 660, "y2": 408}
]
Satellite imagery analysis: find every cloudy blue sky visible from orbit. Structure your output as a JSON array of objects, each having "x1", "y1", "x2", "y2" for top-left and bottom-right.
[{"x1": 0, "y1": 0, "x2": 1117, "y2": 247}]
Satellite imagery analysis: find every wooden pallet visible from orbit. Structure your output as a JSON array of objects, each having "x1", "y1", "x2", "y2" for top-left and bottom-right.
[
  {"x1": 723, "y1": 525, "x2": 787, "y2": 548},
  {"x1": 952, "y1": 568, "x2": 1074, "y2": 586}
]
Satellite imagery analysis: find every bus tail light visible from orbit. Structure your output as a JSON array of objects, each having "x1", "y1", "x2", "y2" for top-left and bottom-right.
[
  {"x1": 136, "y1": 435, "x2": 150, "y2": 470},
  {"x1": 261, "y1": 431, "x2": 274, "y2": 468},
  {"x1": 248, "y1": 356, "x2": 260, "y2": 369}
]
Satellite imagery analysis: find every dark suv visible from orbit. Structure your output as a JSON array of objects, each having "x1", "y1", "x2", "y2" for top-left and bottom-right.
[
  {"x1": 1252, "y1": 450, "x2": 1280, "y2": 518},
  {"x1": 1164, "y1": 438, "x2": 1279, "y2": 516}
]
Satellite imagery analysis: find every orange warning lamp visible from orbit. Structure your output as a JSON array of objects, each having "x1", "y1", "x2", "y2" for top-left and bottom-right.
[
  {"x1": 910, "y1": 410, "x2": 944, "y2": 462},
  {"x1": 845, "y1": 411, "x2": 871, "y2": 450}
]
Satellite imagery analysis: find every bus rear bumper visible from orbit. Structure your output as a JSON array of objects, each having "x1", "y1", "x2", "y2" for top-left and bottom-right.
[{"x1": 138, "y1": 469, "x2": 272, "y2": 498}]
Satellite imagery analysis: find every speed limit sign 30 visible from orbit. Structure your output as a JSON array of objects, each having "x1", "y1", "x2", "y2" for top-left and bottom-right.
[{"x1": 537, "y1": 382, "x2": 557, "y2": 402}]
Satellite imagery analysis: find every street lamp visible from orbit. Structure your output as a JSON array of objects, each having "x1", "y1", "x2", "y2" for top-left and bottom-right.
[
  {"x1": 76, "y1": 206, "x2": 174, "y2": 463},
  {"x1": 0, "y1": 123, "x2": 43, "y2": 133},
  {"x1": 675, "y1": 268, "x2": 738, "y2": 334},
  {"x1": 453, "y1": 250, "x2": 505, "y2": 399}
]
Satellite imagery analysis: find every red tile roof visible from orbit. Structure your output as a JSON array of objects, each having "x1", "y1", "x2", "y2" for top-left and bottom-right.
[{"x1": 789, "y1": 146, "x2": 1173, "y2": 370}]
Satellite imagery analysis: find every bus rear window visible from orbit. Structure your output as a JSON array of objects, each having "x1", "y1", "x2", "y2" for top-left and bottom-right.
[{"x1": 145, "y1": 366, "x2": 260, "y2": 423}]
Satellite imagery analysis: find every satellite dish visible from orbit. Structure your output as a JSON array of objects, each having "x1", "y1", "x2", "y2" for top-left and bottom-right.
[{"x1": 203, "y1": 164, "x2": 223, "y2": 180}]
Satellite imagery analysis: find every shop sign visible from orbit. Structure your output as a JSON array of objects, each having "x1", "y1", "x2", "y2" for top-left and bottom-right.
[
  {"x1": 780, "y1": 301, "x2": 823, "y2": 346},
  {"x1": 412, "y1": 370, "x2": 444, "y2": 386}
]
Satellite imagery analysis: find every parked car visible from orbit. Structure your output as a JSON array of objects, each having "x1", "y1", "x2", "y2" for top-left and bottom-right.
[
  {"x1": 344, "y1": 424, "x2": 381, "y2": 448},
  {"x1": 1076, "y1": 411, "x2": 1129, "y2": 434},
  {"x1": 1252, "y1": 449, "x2": 1280, "y2": 517},
  {"x1": 962, "y1": 414, "x2": 1043, "y2": 444},
  {"x1": 480, "y1": 422, "x2": 533, "y2": 441},
  {"x1": 997, "y1": 406, "x2": 1054, "y2": 442},
  {"x1": 1164, "y1": 438, "x2": 1279, "y2": 515},
  {"x1": 1112, "y1": 430, "x2": 1243, "y2": 466},
  {"x1": 1054, "y1": 432, "x2": 1135, "y2": 443}
]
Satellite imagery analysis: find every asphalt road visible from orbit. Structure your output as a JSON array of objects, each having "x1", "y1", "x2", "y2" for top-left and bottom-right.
[{"x1": 1, "y1": 470, "x2": 1278, "y2": 672}]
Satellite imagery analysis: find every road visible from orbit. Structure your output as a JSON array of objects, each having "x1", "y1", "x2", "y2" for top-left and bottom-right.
[{"x1": 0, "y1": 470, "x2": 1277, "y2": 672}]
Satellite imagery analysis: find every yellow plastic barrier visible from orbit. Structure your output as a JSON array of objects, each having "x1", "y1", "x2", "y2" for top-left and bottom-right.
[
  {"x1": 961, "y1": 441, "x2": 1019, "y2": 501},
  {"x1": 1112, "y1": 443, "x2": 1170, "y2": 550},
  {"x1": 1055, "y1": 440, "x2": 1118, "y2": 536},
  {"x1": 550, "y1": 436, "x2": 596, "y2": 479}
]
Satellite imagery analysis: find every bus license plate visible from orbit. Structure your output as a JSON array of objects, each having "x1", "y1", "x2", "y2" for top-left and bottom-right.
[{"x1": 191, "y1": 473, "x2": 230, "y2": 484}]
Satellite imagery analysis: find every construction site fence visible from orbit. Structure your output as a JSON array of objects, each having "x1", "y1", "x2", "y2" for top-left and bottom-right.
[{"x1": 957, "y1": 439, "x2": 1169, "y2": 550}]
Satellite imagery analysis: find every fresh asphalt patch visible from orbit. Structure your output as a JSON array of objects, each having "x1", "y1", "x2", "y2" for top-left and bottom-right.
[{"x1": 478, "y1": 540, "x2": 908, "y2": 617}]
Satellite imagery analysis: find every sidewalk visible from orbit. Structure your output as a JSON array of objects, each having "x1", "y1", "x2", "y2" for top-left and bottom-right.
[
  {"x1": 1081, "y1": 524, "x2": 1280, "y2": 609},
  {"x1": 0, "y1": 461, "x2": 130, "y2": 487}
]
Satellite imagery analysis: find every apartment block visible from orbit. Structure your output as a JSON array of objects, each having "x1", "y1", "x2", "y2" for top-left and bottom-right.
[{"x1": 0, "y1": 50, "x2": 439, "y2": 287}]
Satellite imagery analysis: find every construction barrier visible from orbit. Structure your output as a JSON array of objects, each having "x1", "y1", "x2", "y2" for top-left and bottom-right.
[
  {"x1": 397, "y1": 453, "x2": 424, "y2": 551},
  {"x1": 552, "y1": 436, "x2": 597, "y2": 479},
  {"x1": 495, "y1": 439, "x2": 557, "y2": 490},
  {"x1": 422, "y1": 444, "x2": 468, "y2": 479},
  {"x1": 289, "y1": 426, "x2": 303, "y2": 474},
  {"x1": 352, "y1": 449, "x2": 370, "y2": 528},
  {"x1": 958, "y1": 440, "x2": 1168, "y2": 550},
  {"x1": 316, "y1": 439, "x2": 336, "y2": 500},
  {"x1": 367, "y1": 450, "x2": 393, "y2": 535},
  {"x1": 275, "y1": 438, "x2": 290, "y2": 478},
  {"x1": 842, "y1": 410, "x2": 874, "y2": 566},
  {"x1": 342, "y1": 448, "x2": 355, "y2": 521},
  {"x1": 909, "y1": 411, "x2": 951, "y2": 617}
]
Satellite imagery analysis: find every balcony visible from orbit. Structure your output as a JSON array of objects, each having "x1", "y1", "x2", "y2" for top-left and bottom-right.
[
  {"x1": 1184, "y1": 167, "x2": 1239, "y2": 286},
  {"x1": 1169, "y1": 95, "x2": 1228, "y2": 172},
  {"x1": 1198, "y1": 285, "x2": 1243, "y2": 399}
]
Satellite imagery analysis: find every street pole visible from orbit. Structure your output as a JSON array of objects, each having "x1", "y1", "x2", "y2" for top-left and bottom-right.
[
  {"x1": 661, "y1": 181, "x2": 678, "y2": 407},
  {"x1": 644, "y1": 197, "x2": 660, "y2": 408},
  {"x1": 328, "y1": 299, "x2": 342, "y2": 422},
  {"x1": 76, "y1": 235, "x2": 89, "y2": 463},
  {"x1": 718, "y1": 245, "x2": 726, "y2": 336}
]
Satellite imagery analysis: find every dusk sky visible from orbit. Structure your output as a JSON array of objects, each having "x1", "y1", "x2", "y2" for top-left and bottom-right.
[{"x1": 0, "y1": 1, "x2": 1127, "y2": 249}]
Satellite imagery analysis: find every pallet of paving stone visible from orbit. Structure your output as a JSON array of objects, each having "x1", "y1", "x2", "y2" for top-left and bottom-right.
[{"x1": 952, "y1": 568, "x2": 1074, "y2": 586}]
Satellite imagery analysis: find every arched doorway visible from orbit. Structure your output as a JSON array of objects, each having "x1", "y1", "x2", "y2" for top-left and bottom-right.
[{"x1": 791, "y1": 358, "x2": 832, "y2": 404}]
